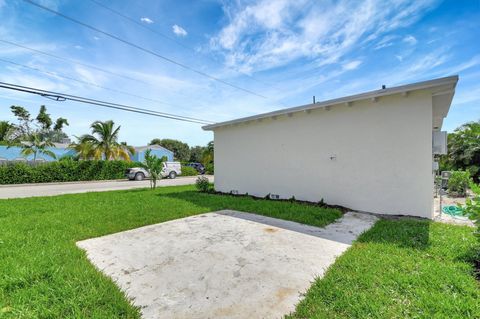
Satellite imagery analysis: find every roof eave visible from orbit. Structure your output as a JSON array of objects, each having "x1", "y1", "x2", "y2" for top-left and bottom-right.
[{"x1": 203, "y1": 75, "x2": 459, "y2": 131}]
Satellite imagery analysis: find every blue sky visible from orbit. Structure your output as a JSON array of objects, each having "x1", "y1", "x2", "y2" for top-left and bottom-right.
[{"x1": 0, "y1": 0, "x2": 479, "y2": 146}]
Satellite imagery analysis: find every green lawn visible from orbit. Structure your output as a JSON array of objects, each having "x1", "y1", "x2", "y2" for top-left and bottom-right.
[
  {"x1": 0, "y1": 185, "x2": 341, "y2": 318},
  {"x1": 289, "y1": 219, "x2": 480, "y2": 318},
  {"x1": 0, "y1": 186, "x2": 479, "y2": 318}
]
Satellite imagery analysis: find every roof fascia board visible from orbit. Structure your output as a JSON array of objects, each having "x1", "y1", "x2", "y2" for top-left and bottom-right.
[{"x1": 203, "y1": 75, "x2": 458, "y2": 131}]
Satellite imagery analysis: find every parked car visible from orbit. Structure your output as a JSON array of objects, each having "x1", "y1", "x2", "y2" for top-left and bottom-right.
[
  {"x1": 126, "y1": 162, "x2": 182, "y2": 181},
  {"x1": 185, "y1": 162, "x2": 205, "y2": 174}
]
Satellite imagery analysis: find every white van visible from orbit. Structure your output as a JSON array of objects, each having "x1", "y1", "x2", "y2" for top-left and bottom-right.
[{"x1": 126, "y1": 162, "x2": 182, "y2": 181}]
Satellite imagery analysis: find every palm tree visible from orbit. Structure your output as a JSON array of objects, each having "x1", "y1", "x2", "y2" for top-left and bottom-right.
[
  {"x1": 69, "y1": 139, "x2": 94, "y2": 160},
  {"x1": 18, "y1": 133, "x2": 56, "y2": 161},
  {"x1": 71, "y1": 120, "x2": 135, "y2": 161},
  {"x1": 140, "y1": 149, "x2": 166, "y2": 189}
]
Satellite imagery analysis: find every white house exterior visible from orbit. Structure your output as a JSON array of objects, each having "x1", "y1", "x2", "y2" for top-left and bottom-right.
[{"x1": 203, "y1": 76, "x2": 458, "y2": 219}]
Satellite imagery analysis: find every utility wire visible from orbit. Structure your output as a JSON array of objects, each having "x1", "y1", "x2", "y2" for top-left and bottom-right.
[
  {"x1": 0, "y1": 39, "x2": 149, "y2": 85},
  {"x1": 0, "y1": 57, "x2": 204, "y2": 114},
  {"x1": 24, "y1": 0, "x2": 269, "y2": 99},
  {"x1": 0, "y1": 81, "x2": 214, "y2": 124},
  {"x1": 87, "y1": 0, "x2": 280, "y2": 90},
  {"x1": 88, "y1": 0, "x2": 193, "y2": 53}
]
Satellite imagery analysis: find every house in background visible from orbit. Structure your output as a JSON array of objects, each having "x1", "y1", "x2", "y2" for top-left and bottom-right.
[
  {"x1": 0, "y1": 144, "x2": 174, "y2": 163},
  {"x1": 0, "y1": 143, "x2": 75, "y2": 163},
  {"x1": 131, "y1": 145, "x2": 174, "y2": 162},
  {"x1": 203, "y1": 76, "x2": 458, "y2": 219}
]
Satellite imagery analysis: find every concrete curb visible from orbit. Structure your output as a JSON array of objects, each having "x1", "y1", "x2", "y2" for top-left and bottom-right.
[{"x1": 0, "y1": 175, "x2": 213, "y2": 188}]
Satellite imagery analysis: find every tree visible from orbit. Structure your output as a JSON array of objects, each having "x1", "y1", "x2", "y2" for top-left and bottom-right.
[
  {"x1": 36, "y1": 105, "x2": 52, "y2": 130},
  {"x1": 71, "y1": 120, "x2": 135, "y2": 161},
  {"x1": 201, "y1": 141, "x2": 214, "y2": 174},
  {"x1": 0, "y1": 121, "x2": 13, "y2": 142},
  {"x1": 69, "y1": 140, "x2": 94, "y2": 160},
  {"x1": 54, "y1": 118, "x2": 69, "y2": 131},
  {"x1": 8, "y1": 105, "x2": 69, "y2": 143},
  {"x1": 17, "y1": 133, "x2": 56, "y2": 161},
  {"x1": 189, "y1": 146, "x2": 205, "y2": 162},
  {"x1": 202, "y1": 141, "x2": 214, "y2": 164},
  {"x1": 140, "y1": 149, "x2": 166, "y2": 189},
  {"x1": 149, "y1": 138, "x2": 190, "y2": 162},
  {"x1": 10, "y1": 105, "x2": 32, "y2": 139},
  {"x1": 443, "y1": 120, "x2": 480, "y2": 182}
]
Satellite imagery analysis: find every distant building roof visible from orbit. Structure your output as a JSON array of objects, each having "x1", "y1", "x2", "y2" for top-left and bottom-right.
[
  {"x1": 134, "y1": 145, "x2": 173, "y2": 153},
  {"x1": 53, "y1": 143, "x2": 70, "y2": 149}
]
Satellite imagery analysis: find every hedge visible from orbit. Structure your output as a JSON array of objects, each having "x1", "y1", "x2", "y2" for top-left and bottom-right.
[
  {"x1": 180, "y1": 165, "x2": 198, "y2": 176},
  {"x1": 0, "y1": 160, "x2": 142, "y2": 185}
]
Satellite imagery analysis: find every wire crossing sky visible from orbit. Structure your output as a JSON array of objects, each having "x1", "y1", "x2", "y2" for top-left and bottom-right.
[
  {"x1": 0, "y1": 0, "x2": 478, "y2": 146},
  {"x1": 24, "y1": 0, "x2": 271, "y2": 100}
]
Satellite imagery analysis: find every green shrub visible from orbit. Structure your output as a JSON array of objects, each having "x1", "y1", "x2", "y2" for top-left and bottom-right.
[
  {"x1": 463, "y1": 182, "x2": 480, "y2": 240},
  {"x1": 195, "y1": 176, "x2": 210, "y2": 192},
  {"x1": 205, "y1": 163, "x2": 214, "y2": 175},
  {"x1": 181, "y1": 165, "x2": 198, "y2": 176},
  {"x1": 448, "y1": 170, "x2": 472, "y2": 196},
  {"x1": 0, "y1": 160, "x2": 141, "y2": 184}
]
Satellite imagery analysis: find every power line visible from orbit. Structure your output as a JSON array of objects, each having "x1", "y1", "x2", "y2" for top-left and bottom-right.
[
  {"x1": 24, "y1": 0, "x2": 269, "y2": 99},
  {"x1": 0, "y1": 57, "x2": 202, "y2": 113},
  {"x1": 87, "y1": 0, "x2": 280, "y2": 90},
  {"x1": 0, "y1": 81, "x2": 213, "y2": 124},
  {"x1": 0, "y1": 39, "x2": 148, "y2": 85},
  {"x1": 88, "y1": 0, "x2": 193, "y2": 53}
]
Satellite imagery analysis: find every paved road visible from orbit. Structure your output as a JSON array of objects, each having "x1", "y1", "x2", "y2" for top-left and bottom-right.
[{"x1": 0, "y1": 176, "x2": 214, "y2": 199}]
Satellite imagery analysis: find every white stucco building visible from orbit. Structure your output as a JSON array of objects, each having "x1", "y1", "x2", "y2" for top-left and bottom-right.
[{"x1": 203, "y1": 76, "x2": 458, "y2": 218}]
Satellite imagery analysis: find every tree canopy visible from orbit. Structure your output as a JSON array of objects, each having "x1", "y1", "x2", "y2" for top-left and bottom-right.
[
  {"x1": 441, "y1": 120, "x2": 480, "y2": 181},
  {"x1": 149, "y1": 138, "x2": 190, "y2": 162},
  {"x1": 189, "y1": 146, "x2": 205, "y2": 162},
  {"x1": 5, "y1": 105, "x2": 69, "y2": 143},
  {"x1": 71, "y1": 120, "x2": 134, "y2": 161}
]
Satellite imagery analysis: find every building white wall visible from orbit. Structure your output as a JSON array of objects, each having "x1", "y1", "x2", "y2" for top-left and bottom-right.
[{"x1": 213, "y1": 91, "x2": 434, "y2": 218}]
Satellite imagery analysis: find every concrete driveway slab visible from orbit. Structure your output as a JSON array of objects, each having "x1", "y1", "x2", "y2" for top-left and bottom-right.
[{"x1": 77, "y1": 210, "x2": 377, "y2": 319}]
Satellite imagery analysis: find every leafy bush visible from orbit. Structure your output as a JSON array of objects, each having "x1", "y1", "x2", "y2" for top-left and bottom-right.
[
  {"x1": 448, "y1": 170, "x2": 472, "y2": 196},
  {"x1": 204, "y1": 163, "x2": 214, "y2": 175},
  {"x1": 463, "y1": 182, "x2": 480, "y2": 240},
  {"x1": 0, "y1": 159, "x2": 141, "y2": 184},
  {"x1": 195, "y1": 176, "x2": 210, "y2": 192},
  {"x1": 181, "y1": 166, "x2": 198, "y2": 176}
]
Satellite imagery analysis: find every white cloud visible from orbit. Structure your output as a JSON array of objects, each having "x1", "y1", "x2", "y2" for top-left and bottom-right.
[
  {"x1": 373, "y1": 34, "x2": 398, "y2": 50},
  {"x1": 453, "y1": 86, "x2": 480, "y2": 105},
  {"x1": 441, "y1": 55, "x2": 480, "y2": 74},
  {"x1": 395, "y1": 55, "x2": 403, "y2": 62},
  {"x1": 172, "y1": 24, "x2": 188, "y2": 37},
  {"x1": 140, "y1": 17, "x2": 154, "y2": 24},
  {"x1": 74, "y1": 45, "x2": 83, "y2": 49},
  {"x1": 93, "y1": 36, "x2": 100, "y2": 41},
  {"x1": 403, "y1": 35, "x2": 417, "y2": 45},
  {"x1": 342, "y1": 60, "x2": 362, "y2": 70},
  {"x1": 211, "y1": 0, "x2": 439, "y2": 73},
  {"x1": 37, "y1": 0, "x2": 61, "y2": 11},
  {"x1": 74, "y1": 66, "x2": 106, "y2": 86},
  {"x1": 123, "y1": 69, "x2": 203, "y2": 92}
]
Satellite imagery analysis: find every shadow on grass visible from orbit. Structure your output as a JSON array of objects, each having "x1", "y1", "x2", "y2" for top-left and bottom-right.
[
  {"x1": 356, "y1": 218, "x2": 431, "y2": 250},
  {"x1": 457, "y1": 245, "x2": 480, "y2": 280},
  {"x1": 157, "y1": 190, "x2": 344, "y2": 228}
]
